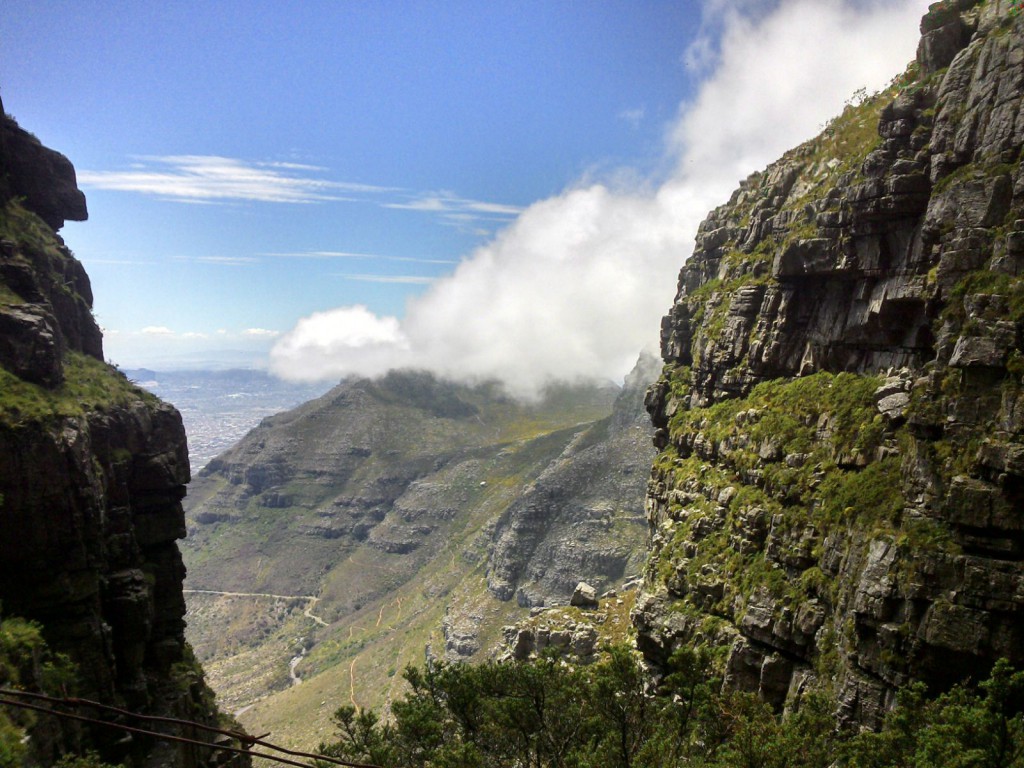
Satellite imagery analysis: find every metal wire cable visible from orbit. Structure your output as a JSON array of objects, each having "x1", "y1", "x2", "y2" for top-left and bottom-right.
[{"x1": 0, "y1": 688, "x2": 381, "y2": 768}]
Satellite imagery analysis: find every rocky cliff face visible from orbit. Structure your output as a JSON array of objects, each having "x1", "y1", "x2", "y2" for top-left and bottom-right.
[
  {"x1": 0, "y1": 101, "x2": 231, "y2": 767},
  {"x1": 638, "y1": 0, "x2": 1024, "y2": 728},
  {"x1": 486, "y1": 352, "x2": 659, "y2": 607}
]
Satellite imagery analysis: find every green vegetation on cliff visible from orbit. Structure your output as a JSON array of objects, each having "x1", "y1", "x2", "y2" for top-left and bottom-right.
[
  {"x1": 652, "y1": 369, "x2": 931, "y2": 672},
  {"x1": 316, "y1": 649, "x2": 1024, "y2": 768},
  {"x1": 0, "y1": 352, "x2": 157, "y2": 427},
  {"x1": 641, "y1": 0, "x2": 1024, "y2": 730},
  {"x1": 0, "y1": 611, "x2": 86, "y2": 768},
  {"x1": 0, "y1": 196, "x2": 146, "y2": 425}
]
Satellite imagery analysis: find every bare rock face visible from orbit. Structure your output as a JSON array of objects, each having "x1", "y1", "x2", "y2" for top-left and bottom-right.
[
  {"x1": 639, "y1": 0, "x2": 1024, "y2": 729},
  {"x1": 486, "y1": 352, "x2": 658, "y2": 607},
  {"x1": 0, "y1": 107, "x2": 233, "y2": 767},
  {"x1": 0, "y1": 303, "x2": 65, "y2": 386},
  {"x1": 0, "y1": 96, "x2": 87, "y2": 230}
]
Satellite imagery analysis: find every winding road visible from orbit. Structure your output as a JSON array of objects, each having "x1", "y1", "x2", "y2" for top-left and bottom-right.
[{"x1": 184, "y1": 589, "x2": 329, "y2": 626}]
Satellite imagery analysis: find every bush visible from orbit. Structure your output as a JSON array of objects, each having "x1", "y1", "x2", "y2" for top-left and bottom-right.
[{"x1": 317, "y1": 649, "x2": 1024, "y2": 768}]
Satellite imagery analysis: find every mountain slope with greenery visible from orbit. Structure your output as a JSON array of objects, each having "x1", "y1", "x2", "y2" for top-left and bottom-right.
[
  {"x1": 638, "y1": 0, "x2": 1024, "y2": 728},
  {"x1": 298, "y1": 3, "x2": 1024, "y2": 764},
  {"x1": 181, "y1": 360, "x2": 657, "y2": 746}
]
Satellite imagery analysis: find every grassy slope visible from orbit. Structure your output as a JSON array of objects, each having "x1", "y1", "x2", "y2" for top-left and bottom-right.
[
  {"x1": 182, "y1": 378, "x2": 628, "y2": 748},
  {"x1": 0, "y1": 199, "x2": 154, "y2": 426}
]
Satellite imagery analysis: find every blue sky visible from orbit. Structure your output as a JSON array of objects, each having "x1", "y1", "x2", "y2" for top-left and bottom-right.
[{"x1": 1, "y1": 0, "x2": 931, "y2": 389}]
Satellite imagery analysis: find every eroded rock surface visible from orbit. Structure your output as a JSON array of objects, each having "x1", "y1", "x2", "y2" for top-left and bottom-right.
[
  {"x1": 486, "y1": 353, "x2": 659, "y2": 607},
  {"x1": 0, "y1": 105, "x2": 234, "y2": 767},
  {"x1": 639, "y1": 0, "x2": 1024, "y2": 728}
]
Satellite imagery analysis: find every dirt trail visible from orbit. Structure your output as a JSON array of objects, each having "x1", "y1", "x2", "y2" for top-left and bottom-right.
[
  {"x1": 184, "y1": 588, "x2": 329, "y2": 626},
  {"x1": 289, "y1": 647, "x2": 305, "y2": 686},
  {"x1": 349, "y1": 657, "x2": 359, "y2": 711},
  {"x1": 303, "y1": 598, "x2": 329, "y2": 627}
]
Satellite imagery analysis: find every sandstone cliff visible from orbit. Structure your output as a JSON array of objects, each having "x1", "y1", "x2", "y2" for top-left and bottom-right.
[
  {"x1": 0, "y1": 99, "x2": 231, "y2": 767},
  {"x1": 637, "y1": 0, "x2": 1024, "y2": 728}
]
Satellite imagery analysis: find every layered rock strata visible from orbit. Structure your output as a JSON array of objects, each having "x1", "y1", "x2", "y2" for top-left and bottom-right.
[
  {"x1": 486, "y1": 353, "x2": 659, "y2": 607},
  {"x1": 0, "y1": 102, "x2": 232, "y2": 767},
  {"x1": 638, "y1": 0, "x2": 1024, "y2": 728},
  {"x1": 182, "y1": 359, "x2": 655, "y2": 715}
]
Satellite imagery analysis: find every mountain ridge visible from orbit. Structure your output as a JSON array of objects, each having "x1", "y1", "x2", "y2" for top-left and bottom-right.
[{"x1": 181, "y1": 360, "x2": 657, "y2": 744}]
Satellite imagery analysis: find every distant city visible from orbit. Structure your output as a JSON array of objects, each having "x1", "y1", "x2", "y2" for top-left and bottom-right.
[{"x1": 125, "y1": 369, "x2": 333, "y2": 473}]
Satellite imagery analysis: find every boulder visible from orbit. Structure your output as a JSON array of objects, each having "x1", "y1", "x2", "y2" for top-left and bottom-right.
[{"x1": 570, "y1": 581, "x2": 599, "y2": 608}]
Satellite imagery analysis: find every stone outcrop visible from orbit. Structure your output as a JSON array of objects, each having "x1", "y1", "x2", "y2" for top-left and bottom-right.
[
  {"x1": 638, "y1": 0, "x2": 1024, "y2": 728},
  {"x1": 570, "y1": 582, "x2": 599, "y2": 608},
  {"x1": 0, "y1": 106, "x2": 236, "y2": 767},
  {"x1": 502, "y1": 620, "x2": 600, "y2": 662},
  {"x1": 0, "y1": 95, "x2": 87, "y2": 230},
  {"x1": 495, "y1": 586, "x2": 638, "y2": 664}
]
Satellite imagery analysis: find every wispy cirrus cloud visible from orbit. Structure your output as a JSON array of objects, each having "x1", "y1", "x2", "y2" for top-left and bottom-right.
[
  {"x1": 123, "y1": 325, "x2": 279, "y2": 341},
  {"x1": 171, "y1": 254, "x2": 260, "y2": 266},
  {"x1": 382, "y1": 192, "x2": 525, "y2": 219},
  {"x1": 139, "y1": 325, "x2": 194, "y2": 338},
  {"x1": 79, "y1": 156, "x2": 525, "y2": 236},
  {"x1": 101, "y1": 325, "x2": 283, "y2": 369},
  {"x1": 381, "y1": 192, "x2": 524, "y2": 236},
  {"x1": 261, "y1": 250, "x2": 458, "y2": 265},
  {"x1": 333, "y1": 273, "x2": 436, "y2": 285},
  {"x1": 78, "y1": 155, "x2": 396, "y2": 204},
  {"x1": 618, "y1": 106, "x2": 646, "y2": 128},
  {"x1": 81, "y1": 257, "x2": 153, "y2": 266}
]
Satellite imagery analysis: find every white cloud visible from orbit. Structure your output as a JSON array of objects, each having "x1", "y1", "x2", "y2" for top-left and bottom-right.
[
  {"x1": 271, "y1": 0, "x2": 932, "y2": 397},
  {"x1": 141, "y1": 325, "x2": 175, "y2": 336},
  {"x1": 269, "y1": 306, "x2": 409, "y2": 380},
  {"x1": 673, "y1": 0, "x2": 931, "y2": 188},
  {"x1": 242, "y1": 328, "x2": 281, "y2": 337}
]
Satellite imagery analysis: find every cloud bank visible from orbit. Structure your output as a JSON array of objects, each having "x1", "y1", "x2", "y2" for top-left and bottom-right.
[{"x1": 270, "y1": 0, "x2": 931, "y2": 397}]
